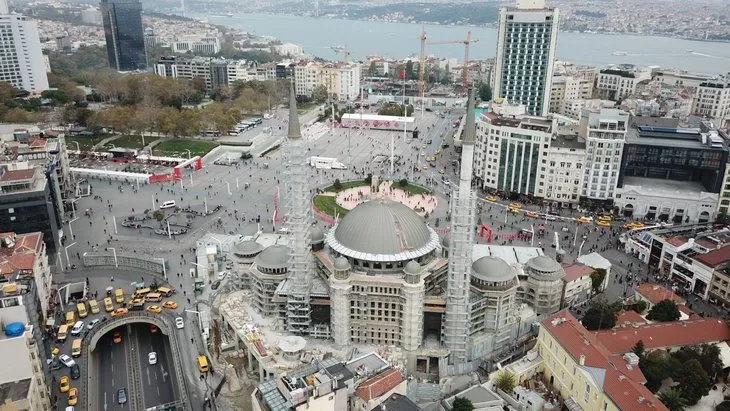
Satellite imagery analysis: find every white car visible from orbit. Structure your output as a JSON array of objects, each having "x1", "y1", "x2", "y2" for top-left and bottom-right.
[
  {"x1": 70, "y1": 321, "x2": 84, "y2": 336},
  {"x1": 59, "y1": 354, "x2": 76, "y2": 368},
  {"x1": 148, "y1": 352, "x2": 157, "y2": 365},
  {"x1": 175, "y1": 317, "x2": 184, "y2": 329},
  {"x1": 217, "y1": 271, "x2": 227, "y2": 280},
  {"x1": 160, "y1": 200, "x2": 176, "y2": 209},
  {"x1": 87, "y1": 319, "x2": 101, "y2": 330}
]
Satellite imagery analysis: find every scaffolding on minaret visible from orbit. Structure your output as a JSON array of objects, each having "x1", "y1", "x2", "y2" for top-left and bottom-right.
[
  {"x1": 284, "y1": 80, "x2": 313, "y2": 334},
  {"x1": 442, "y1": 89, "x2": 477, "y2": 366}
]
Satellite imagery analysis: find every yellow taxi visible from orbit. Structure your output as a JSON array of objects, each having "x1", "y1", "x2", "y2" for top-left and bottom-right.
[
  {"x1": 486, "y1": 195, "x2": 498, "y2": 202},
  {"x1": 435, "y1": 148, "x2": 441, "y2": 155},
  {"x1": 596, "y1": 219, "x2": 611, "y2": 227},
  {"x1": 68, "y1": 388, "x2": 78, "y2": 406},
  {"x1": 51, "y1": 346, "x2": 60, "y2": 357},
  {"x1": 438, "y1": 168, "x2": 445, "y2": 175},
  {"x1": 147, "y1": 305, "x2": 162, "y2": 314},
  {"x1": 598, "y1": 215, "x2": 612, "y2": 222},
  {"x1": 623, "y1": 221, "x2": 645, "y2": 230},
  {"x1": 508, "y1": 207, "x2": 521, "y2": 214},
  {"x1": 526, "y1": 211, "x2": 539, "y2": 218},
  {"x1": 163, "y1": 301, "x2": 178, "y2": 309},
  {"x1": 421, "y1": 165, "x2": 428, "y2": 171},
  {"x1": 131, "y1": 297, "x2": 144, "y2": 306},
  {"x1": 59, "y1": 376, "x2": 70, "y2": 393},
  {"x1": 577, "y1": 216, "x2": 593, "y2": 224},
  {"x1": 111, "y1": 308, "x2": 128, "y2": 318},
  {"x1": 509, "y1": 202, "x2": 522, "y2": 209}
]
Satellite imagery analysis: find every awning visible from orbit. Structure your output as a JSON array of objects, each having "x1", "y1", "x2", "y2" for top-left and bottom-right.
[{"x1": 715, "y1": 341, "x2": 730, "y2": 369}]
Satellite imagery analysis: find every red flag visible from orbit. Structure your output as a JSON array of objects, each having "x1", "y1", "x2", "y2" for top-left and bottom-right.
[{"x1": 398, "y1": 69, "x2": 406, "y2": 80}]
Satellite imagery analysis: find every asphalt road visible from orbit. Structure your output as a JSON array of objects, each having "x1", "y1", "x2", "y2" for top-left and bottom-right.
[
  {"x1": 136, "y1": 324, "x2": 176, "y2": 408},
  {"x1": 96, "y1": 328, "x2": 130, "y2": 410}
]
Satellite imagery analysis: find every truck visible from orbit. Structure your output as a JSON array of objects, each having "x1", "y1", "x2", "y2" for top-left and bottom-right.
[{"x1": 309, "y1": 156, "x2": 347, "y2": 170}]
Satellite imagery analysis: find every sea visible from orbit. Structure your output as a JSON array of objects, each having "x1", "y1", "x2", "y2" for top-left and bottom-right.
[{"x1": 190, "y1": 12, "x2": 730, "y2": 75}]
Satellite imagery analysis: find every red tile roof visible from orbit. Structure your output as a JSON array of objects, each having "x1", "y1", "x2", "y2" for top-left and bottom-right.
[
  {"x1": 596, "y1": 318, "x2": 730, "y2": 354},
  {"x1": 635, "y1": 283, "x2": 685, "y2": 306},
  {"x1": 695, "y1": 245, "x2": 730, "y2": 268},
  {"x1": 0, "y1": 232, "x2": 43, "y2": 276},
  {"x1": 665, "y1": 236, "x2": 687, "y2": 247},
  {"x1": 0, "y1": 168, "x2": 35, "y2": 182},
  {"x1": 562, "y1": 263, "x2": 594, "y2": 282},
  {"x1": 542, "y1": 312, "x2": 666, "y2": 411},
  {"x1": 355, "y1": 368, "x2": 404, "y2": 402},
  {"x1": 615, "y1": 310, "x2": 647, "y2": 327}
]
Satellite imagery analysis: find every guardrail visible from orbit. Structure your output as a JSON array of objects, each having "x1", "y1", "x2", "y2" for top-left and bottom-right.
[
  {"x1": 125, "y1": 331, "x2": 143, "y2": 410},
  {"x1": 84, "y1": 312, "x2": 188, "y2": 410}
]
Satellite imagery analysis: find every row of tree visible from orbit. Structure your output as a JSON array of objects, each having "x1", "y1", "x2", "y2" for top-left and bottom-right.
[{"x1": 581, "y1": 297, "x2": 680, "y2": 331}]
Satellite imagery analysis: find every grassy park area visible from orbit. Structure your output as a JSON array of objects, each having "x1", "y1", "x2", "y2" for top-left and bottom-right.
[
  {"x1": 323, "y1": 179, "x2": 369, "y2": 192},
  {"x1": 313, "y1": 195, "x2": 350, "y2": 217},
  {"x1": 65, "y1": 134, "x2": 109, "y2": 151},
  {"x1": 104, "y1": 135, "x2": 159, "y2": 150},
  {"x1": 152, "y1": 139, "x2": 218, "y2": 158}
]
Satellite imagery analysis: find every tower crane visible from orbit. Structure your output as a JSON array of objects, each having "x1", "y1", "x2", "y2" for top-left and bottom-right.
[{"x1": 427, "y1": 31, "x2": 479, "y2": 89}]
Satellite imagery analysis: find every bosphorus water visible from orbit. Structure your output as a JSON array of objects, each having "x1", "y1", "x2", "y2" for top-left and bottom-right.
[{"x1": 194, "y1": 12, "x2": 730, "y2": 75}]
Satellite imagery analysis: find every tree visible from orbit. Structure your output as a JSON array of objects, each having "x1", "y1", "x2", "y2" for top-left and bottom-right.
[
  {"x1": 581, "y1": 299, "x2": 621, "y2": 330},
  {"x1": 646, "y1": 299, "x2": 680, "y2": 322},
  {"x1": 405, "y1": 60, "x2": 415, "y2": 80},
  {"x1": 398, "y1": 178, "x2": 408, "y2": 187},
  {"x1": 639, "y1": 352, "x2": 681, "y2": 392},
  {"x1": 332, "y1": 179, "x2": 342, "y2": 191},
  {"x1": 632, "y1": 340, "x2": 645, "y2": 358},
  {"x1": 631, "y1": 300, "x2": 648, "y2": 314},
  {"x1": 368, "y1": 61, "x2": 377, "y2": 77},
  {"x1": 674, "y1": 359, "x2": 710, "y2": 405},
  {"x1": 658, "y1": 388, "x2": 688, "y2": 411},
  {"x1": 590, "y1": 268, "x2": 607, "y2": 293},
  {"x1": 378, "y1": 103, "x2": 414, "y2": 116},
  {"x1": 312, "y1": 84, "x2": 328, "y2": 103},
  {"x1": 452, "y1": 397, "x2": 474, "y2": 411},
  {"x1": 152, "y1": 210, "x2": 165, "y2": 221},
  {"x1": 672, "y1": 344, "x2": 723, "y2": 379},
  {"x1": 478, "y1": 82, "x2": 492, "y2": 101},
  {"x1": 492, "y1": 371, "x2": 516, "y2": 393}
]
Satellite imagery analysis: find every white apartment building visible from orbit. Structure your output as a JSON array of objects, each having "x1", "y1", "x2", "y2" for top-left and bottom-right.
[
  {"x1": 274, "y1": 42, "x2": 304, "y2": 57},
  {"x1": 0, "y1": 6, "x2": 49, "y2": 93},
  {"x1": 543, "y1": 135, "x2": 585, "y2": 205},
  {"x1": 474, "y1": 103, "x2": 556, "y2": 197},
  {"x1": 581, "y1": 108, "x2": 629, "y2": 204},
  {"x1": 172, "y1": 36, "x2": 221, "y2": 55},
  {"x1": 718, "y1": 162, "x2": 730, "y2": 217},
  {"x1": 595, "y1": 65, "x2": 651, "y2": 102},
  {"x1": 559, "y1": 99, "x2": 615, "y2": 121},
  {"x1": 293, "y1": 62, "x2": 361, "y2": 101},
  {"x1": 693, "y1": 76, "x2": 730, "y2": 120},
  {"x1": 548, "y1": 75, "x2": 594, "y2": 114},
  {"x1": 653, "y1": 70, "x2": 714, "y2": 89}
]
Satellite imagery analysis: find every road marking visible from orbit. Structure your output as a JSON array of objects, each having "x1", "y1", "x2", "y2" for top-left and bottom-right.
[
  {"x1": 104, "y1": 391, "x2": 108, "y2": 411},
  {"x1": 147, "y1": 368, "x2": 151, "y2": 385},
  {"x1": 157, "y1": 386, "x2": 160, "y2": 396},
  {"x1": 111, "y1": 378, "x2": 114, "y2": 386}
]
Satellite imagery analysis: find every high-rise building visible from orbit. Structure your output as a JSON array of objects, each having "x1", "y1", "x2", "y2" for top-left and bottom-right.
[
  {"x1": 100, "y1": 0, "x2": 146, "y2": 71},
  {"x1": 693, "y1": 75, "x2": 730, "y2": 121},
  {"x1": 0, "y1": 0, "x2": 49, "y2": 93},
  {"x1": 580, "y1": 108, "x2": 629, "y2": 206},
  {"x1": 492, "y1": 0, "x2": 559, "y2": 116}
]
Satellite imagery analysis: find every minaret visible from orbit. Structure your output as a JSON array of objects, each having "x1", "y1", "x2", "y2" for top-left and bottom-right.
[
  {"x1": 442, "y1": 89, "x2": 477, "y2": 366},
  {"x1": 284, "y1": 80, "x2": 313, "y2": 334}
]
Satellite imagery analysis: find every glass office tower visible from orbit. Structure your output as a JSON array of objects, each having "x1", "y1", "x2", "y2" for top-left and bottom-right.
[{"x1": 100, "y1": 0, "x2": 146, "y2": 71}]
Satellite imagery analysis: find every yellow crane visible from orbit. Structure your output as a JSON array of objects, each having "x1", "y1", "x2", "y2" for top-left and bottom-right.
[{"x1": 427, "y1": 31, "x2": 479, "y2": 89}]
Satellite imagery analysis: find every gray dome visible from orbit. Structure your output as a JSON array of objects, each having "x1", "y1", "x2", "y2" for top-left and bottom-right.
[
  {"x1": 526, "y1": 255, "x2": 564, "y2": 280},
  {"x1": 235, "y1": 240, "x2": 263, "y2": 256},
  {"x1": 310, "y1": 227, "x2": 325, "y2": 244},
  {"x1": 333, "y1": 199, "x2": 432, "y2": 256},
  {"x1": 441, "y1": 234, "x2": 450, "y2": 248},
  {"x1": 404, "y1": 260, "x2": 421, "y2": 275},
  {"x1": 254, "y1": 245, "x2": 290, "y2": 270},
  {"x1": 471, "y1": 256, "x2": 515, "y2": 283},
  {"x1": 333, "y1": 256, "x2": 351, "y2": 271}
]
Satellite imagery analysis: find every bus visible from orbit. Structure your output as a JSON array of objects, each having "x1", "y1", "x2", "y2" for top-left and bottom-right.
[
  {"x1": 88, "y1": 300, "x2": 100, "y2": 315},
  {"x1": 145, "y1": 293, "x2": 162, "y2": 303},
  {"x1": 71, "y1": 339, "x2": 82, "y2": 357},
  {"x1": 57, "y1": 324, "x2": 69, "y2": 342},
  {"x1": 77, "y1": 302, "x2": 88, "y2": 319}
]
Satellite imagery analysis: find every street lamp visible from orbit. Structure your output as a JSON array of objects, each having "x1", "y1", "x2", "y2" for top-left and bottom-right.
[
  {"x1": 72, "y1": 141, "x2": 80, "y2": 153},
  {"x1": 185, "y1": 309, "x2": 204, "y2": 331},
  {"x1": 185, "y1": 149, "x2": 192, "y2": 159},
  {"x1": 67, "y1": 216, "x2": 78, "y2": 239},
  {"x1": 155, "y1": 257, "x2": 167, "y2": 280},
  {"x1": 107, "y1": 247, "x2": 118, "y2": 268},
  {"x1": 64, "y1": 242, "x2": 77, "y2": 268}
]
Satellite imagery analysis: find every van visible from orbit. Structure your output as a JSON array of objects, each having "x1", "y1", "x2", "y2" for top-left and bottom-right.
[
  {"x1": 134, "y1": 288, "x2": 151, "y2": 298},
  {"x1": 65, "y1": 311, "x2": 75, "y2": 326},
  {"x1": 77, "y1": 302, "x2": 88, "y2": 319},
  {"x1": 160, "y1": 200, "x2": 176, "y2": 209},
  {"x1": 71, "y1": 339, "x2": 82, "y2": 357},
  {"x1": 71, "y1": 321, "x2": 84, "y2": 336},
  {"x1": 156, "y1": 287, "x2": 172, "y2": 297},
  {"x1": 115, "y1": 289, "x2": 124, "y2": 304},
  {"x1": 104, "y1": 297, "x2": 114, "y2": 312},
  {"x1": 145, "y1": 293, "x2": 162, "y2": 303},
  {"x1": 57, "y1": 324, "x2": 69, "y2": 342},
  {"x1": 197, "y1": 355, "x2": 209, "y2": 373},
  {"x1": 88, "y1": 300, "x2": 100, "y2": 315}
]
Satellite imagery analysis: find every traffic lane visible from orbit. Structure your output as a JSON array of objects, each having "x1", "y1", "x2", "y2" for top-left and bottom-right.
[
  {"x1": 96, "y1": 329, "x2": 129, "y2": 411},
  {"x1": 150, "y1": 330, "x2": 176, "y2": 405},
  {"x1": 138, "y1": 326, "x2": 176, "y2": 408}
]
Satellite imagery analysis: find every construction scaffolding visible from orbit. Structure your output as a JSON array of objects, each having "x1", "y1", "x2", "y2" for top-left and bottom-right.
[{"x1": 284, "y1": 81, "x2": 313, "y2": 335}]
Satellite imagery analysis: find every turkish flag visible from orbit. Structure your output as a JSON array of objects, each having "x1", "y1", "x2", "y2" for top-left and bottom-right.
[{"x1": 398, "y1": 69, "x2": 406, "y2": 80}]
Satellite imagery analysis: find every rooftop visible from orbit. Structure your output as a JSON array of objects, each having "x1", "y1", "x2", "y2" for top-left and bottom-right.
[
  {"x1": 0, "y1": 232, "x2": 43, "y2": 277},
  {"x1": 562, "y1": 263, "x2": 594, "y2": 282},
  {"x1": 0, "y1": 378, "x2": 31, "y2": 404},
  {"x1": 695, "y1": 245, "x2": 730, "y2": 268},
  {"x1": 542, "y1": 311, "x2": 666, "y2": 411},
  {"x1": 354, "y1": 368, "x2": 404, "y2": 402},
  {"x1": 576, "y1": 252, "x2": 612, "y2": 269},
  {"x1": 625, "y1": 125, "x2": 726, "y2": 150},
  {"x1": 0, "y1": 335, "x2": 32, "y2": 385},
  {"x1": 471, "y1": 244, "x2": 544, "y2": 268},
  {"x1": 345, "y1": 352, "x2": 389, "y2": 380},
  {"x1": 596, "y1": 317, "x2": 730, "y2": 353},
  {"x1": 615, "y1": 310, "x2": 648, "y2": 327},
  {"x1": 443, "y1": 382, "x2": 502, "y2": 409},
  {"x1": 622, "y1": 177, "x2": 713, "y2": 197},
  {"x1": 372, "y1": 393, "x2": 421, "y2": 411},
  {"x1": 551, "y1": 134, "x2": 586, "y2": 150},
  {"x1": 634, "y1": 283, "x2": 685, "y2": 305}
]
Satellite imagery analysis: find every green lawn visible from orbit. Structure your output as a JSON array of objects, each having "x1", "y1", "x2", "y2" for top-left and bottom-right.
[
  {"x1": 323, "y1": 179, "x2": 369, "y2": 192},
  {"x1": 65, "y1": 134, "x2": 109, "y2": 151},
  {"x1": 105, "y1": 135, "x2": 159, "y2": 150},
  {"x1": 399, "y1": 183, "x2": 431, "y2": 196},
  {"x1": 313, "y1": 195, "x2": 350, "y2": 217},
  {"x1": 152, "y1": 140, "x2": 218, "y2": 158}
]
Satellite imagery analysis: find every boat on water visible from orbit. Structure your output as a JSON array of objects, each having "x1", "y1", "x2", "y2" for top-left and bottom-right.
[
  {"x1": 226, "y1": 12, "x2": 234, "y2": 17},
  {"x1": 612, "y1": 51, "x2": 628, "y2": 56}
]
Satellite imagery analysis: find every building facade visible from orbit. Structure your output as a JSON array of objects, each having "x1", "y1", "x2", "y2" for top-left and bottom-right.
[
  {"x1": 293, "y1": 62, "x2": 361, "y2": 101},
  {"x1": 548, "y1": 75, "x2": 594, "y2": 115},
  {"x1": 595, "y1": 65, "x2": 652, "y2": 101},
  {"x1": 543, "y1": 135, "x2": 585, "y2": 205},
  {"x1": 0, "y1": 7, "x2": 49, "y2": 93},
  {"x1": 493, "y1": 0, "x2": 559, "y2": 116},
  {"x1": 693, "y1": 76, "x2": 730, "y2": 121},
  {"x1": 100, "y1": 0, "x2": 146, "y2": 71},
  {"x1": 581, "y1": 108, "x2": 629, "y2": 206},
  {"x1": 474, "y1": 105, "x2": 555, "y2": 198}
]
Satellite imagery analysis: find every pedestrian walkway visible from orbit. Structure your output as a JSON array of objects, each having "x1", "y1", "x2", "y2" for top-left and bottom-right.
[{"x1": 335, "y1": 180, "x2": 437, "y2": 216}]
